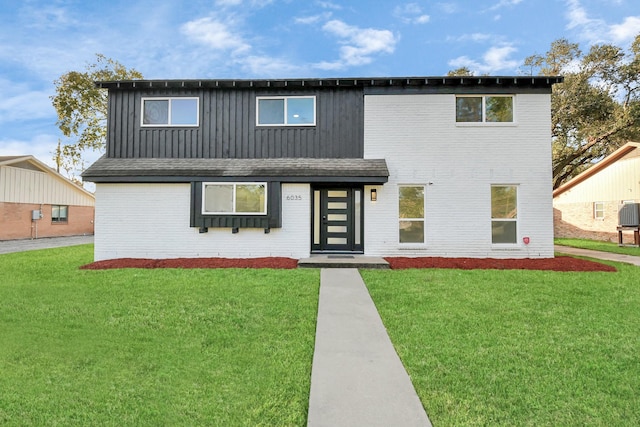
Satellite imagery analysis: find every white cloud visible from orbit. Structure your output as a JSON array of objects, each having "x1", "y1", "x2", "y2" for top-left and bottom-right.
[
  {"x1": 448, "y1": 44, "x2": 520, "y2": 74},
  {"x1": 181, "y1": 17, "x2": 251, "y2": 54},
  {"x1": 394, "y1": 3, "x2": 430, "y2": 24},
  {"x1": 0, "y1": 135, "x2": 60, "y2": 168},
  {"x1": 316, "y1": 1, "x2": 342, "y2": 10},
  {"x1": 241, "y1": 55, "x2": 303, "y2": 77},
  {"x1": 0, "y1": 80, "x2": 55, "y2": 124},
  {"x1": 447, "y1": 33, "x2": 494, "y2": 43},
  {"x1": 488, "y1": 0, "x2": 523, "y2": 11},
  {"x1": 314, "y1": 20, "x2": 398, "y2": 70},
  {"x1": 295, "y1": 13, "x2": 332, "y2": 25},
  {"x1": 609, "y1": 16, "x2": 640, "y2": 43}
]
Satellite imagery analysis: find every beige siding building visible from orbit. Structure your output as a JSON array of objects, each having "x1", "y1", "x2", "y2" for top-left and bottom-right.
[
  {"x1": 0, "y1": 156, "x2": 95, "y2": 240},
  {"x1": 553, "y1": 142, "x2": 640, "y2": 243}
]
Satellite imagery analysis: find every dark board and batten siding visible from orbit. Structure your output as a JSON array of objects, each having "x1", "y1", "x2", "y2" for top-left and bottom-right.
[{"x1": 107, "y1": 88, "x2": 364, "y2": 160}]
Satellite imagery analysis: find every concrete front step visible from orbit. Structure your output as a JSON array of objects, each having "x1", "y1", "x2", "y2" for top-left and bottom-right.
[{"x1": 298, "y1": 255, "x2": 389, "y2": 269}]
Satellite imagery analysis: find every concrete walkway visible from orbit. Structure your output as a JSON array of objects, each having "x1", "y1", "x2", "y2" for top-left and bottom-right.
[
  {"x1": 555, "y1": 244, "x2": 640, "y2": 267},
  {"x1": 307, "y1": 268, "x2": 431, "y2": 427},
  {"x1": 0, "y1": 235, "x2": 94, "y2": 255}
]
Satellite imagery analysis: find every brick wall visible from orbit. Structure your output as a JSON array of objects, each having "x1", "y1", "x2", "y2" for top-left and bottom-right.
[
  {"x1": 0, "y1": 202, "x2": 94, "y2": 240},
  {"x1": 553, "y1": 202, "x2": 637, "y2": 243}
]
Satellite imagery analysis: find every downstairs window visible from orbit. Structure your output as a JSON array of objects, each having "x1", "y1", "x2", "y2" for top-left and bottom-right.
[
  {"x1": 491, "y1": 185, "x2": 517, "y2": 244},
  {"x1": 202, "y1": 183, "x2": 267, "y2": 215}
]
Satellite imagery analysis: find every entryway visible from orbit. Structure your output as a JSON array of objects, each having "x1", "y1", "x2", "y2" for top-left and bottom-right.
[{"x1": 311, "y1": 186, "x2": 363, "y2": 253}]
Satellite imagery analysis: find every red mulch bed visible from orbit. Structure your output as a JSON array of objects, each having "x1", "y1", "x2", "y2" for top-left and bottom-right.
[
  {"x1": 384, "y1": 256, "x2": 616, "y2": 272},
  {"x1": 80, "y1": 255, "x2": 616, "y2": 272}
]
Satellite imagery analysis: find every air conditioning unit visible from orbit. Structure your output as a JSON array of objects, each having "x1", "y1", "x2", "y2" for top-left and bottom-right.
[{"x1": 618, "y1": 203, "x2": 640, "y2": 227}]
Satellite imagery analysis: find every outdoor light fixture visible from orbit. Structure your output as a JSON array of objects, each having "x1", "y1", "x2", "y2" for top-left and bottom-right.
[
  {"x1": 370, "y1": 188, "x2": 377, "y2": 202},
  {"x1": 232, "y1": 227, "x2": 239, "y2": 234}
]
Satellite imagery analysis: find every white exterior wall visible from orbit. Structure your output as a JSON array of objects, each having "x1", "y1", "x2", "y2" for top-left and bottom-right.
[
  {"x1": 94, "y1": 183, "x2": 310, "y2": 261},
  {"x1": 363, "y1": 93, "x2": 554, "y2": 258}
]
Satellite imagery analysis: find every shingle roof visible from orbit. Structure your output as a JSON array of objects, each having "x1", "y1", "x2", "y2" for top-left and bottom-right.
[{"x1": 82, "y1": 157, "x2": 389, "y2": 184}]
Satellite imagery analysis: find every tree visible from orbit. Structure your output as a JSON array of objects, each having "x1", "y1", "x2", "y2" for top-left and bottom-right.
[
  {"x1": 525, "y1": 36, "x2": 640, "y2": 188},
  {"x1": 51, "y1": 54, "x2": 142, "y2": 182},
  {"x1": 447, "y1": 67, "x2": 474, "y2": 76}
]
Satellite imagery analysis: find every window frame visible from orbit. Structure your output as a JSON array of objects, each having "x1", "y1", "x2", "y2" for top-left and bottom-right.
[
  {"x1": 51, "y1": 205, "x2": 68, "y2": 223},
  {"x1": 594, "y1": 201, "x2": 605, "y2": 220},
  {"x1": 256, "y1": 96, "x2": 316, "y2": 127},
  {"x1": 201, "y1": 182, "x2": 268, "y2": 215},
  {"x1": 491, "y1": 185, "x2": 518, "y2": 245},
  {"x1": 141, "y1": 97, "x2": 200, "y2": 127},
  {"x1": 456, "y1": 95, "x2": 515, "y2": 125},
  {"x1": 398, "y1": 184, "x2": 426, "y2": 244}
]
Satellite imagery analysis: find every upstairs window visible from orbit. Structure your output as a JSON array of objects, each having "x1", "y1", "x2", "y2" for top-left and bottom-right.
[
  {"x1": 202, "y1": 183, "x2": 267, "y2": 215},
  {"x1": 456, "y1": 95, "x2": 514, "y2": 123},
  {"x1": 142, "y1": 97, "x2": 199, "y2": 126},
  {"x1": 257, "y1": 96, "x2": 316, "y2": 126},
  {"x1": 52, "y1": 205, "x2": 68, "y2": 223},
  {"x1": 491, "y1": 185, "x2": 517, "y2": 244}
]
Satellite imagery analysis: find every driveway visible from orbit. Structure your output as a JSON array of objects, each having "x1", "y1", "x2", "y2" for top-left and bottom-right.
[{"x1": 0, "y1": 235, "x2": 94, "y2": 255}]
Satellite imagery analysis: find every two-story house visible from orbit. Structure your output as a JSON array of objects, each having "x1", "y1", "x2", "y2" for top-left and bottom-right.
[{"x1": 82, "y1": 76, "x2": 562, "y2": 261}]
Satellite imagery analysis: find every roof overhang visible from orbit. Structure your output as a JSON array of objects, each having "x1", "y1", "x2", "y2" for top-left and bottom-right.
[
  {"x1": 553, "y1": 141, "x2": 640, "y2": 198},
  {"x1": 95, "y1": 76, "x2": 563, "y2": 92},
  {"x1": 82, "y1": 157, "x2": 389, "y2": 184}
]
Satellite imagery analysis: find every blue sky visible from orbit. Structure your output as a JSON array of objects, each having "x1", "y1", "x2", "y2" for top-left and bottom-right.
[{"x1": 0, "y1": 0, "x2": 638, "y2": 173}]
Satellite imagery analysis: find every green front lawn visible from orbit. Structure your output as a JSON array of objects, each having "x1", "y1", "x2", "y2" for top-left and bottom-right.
[
  {"x1": 0, "y1": 245, "x2": 319, "y2": 426},
  {"x1": 556, "y1": 237, "x2": 640, "y2": 256},
  {"x1": 362, "y1": 265, "x2": 640, "y2": 426}
]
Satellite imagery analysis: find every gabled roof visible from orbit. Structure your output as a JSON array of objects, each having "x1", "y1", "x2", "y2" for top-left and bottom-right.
[
  {"x1": 82, "y1": 157, "x2": 389, "y2": 184},
  {"x1": 553, "y1": 142, "x2": 640, "y2": 198},
  {"x1": 0, "y1": 155, "x2": 95, "y2": 199}
]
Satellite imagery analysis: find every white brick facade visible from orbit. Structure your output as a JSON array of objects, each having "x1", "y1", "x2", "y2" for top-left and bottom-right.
[
  {"x1": 363, "y1": 93, "x2": 554, "y2": 258},
  {"x1": 94, "y1": 183, "x2": 310, "y2": 261}
]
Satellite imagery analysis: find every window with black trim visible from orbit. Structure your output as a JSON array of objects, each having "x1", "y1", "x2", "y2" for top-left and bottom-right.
[
  {"x1": 456, "y1": 95, "x2": 514, "y2": 123},
  {"x1": 52, "y1": 205, "x2": 68, "y2": 223},
  {"x1": 202, "y1": 183, "x2": 267, "y2": 215},
  {"x1": 256, "y1": 96, "x2": 316, "y2": 126},
  {"x1": 142, "y1": 97, "x2": 199, "y2": 126}
]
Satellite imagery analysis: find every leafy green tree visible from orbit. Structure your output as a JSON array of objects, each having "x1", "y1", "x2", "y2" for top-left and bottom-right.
[
  {"x1": 525, "y1": 36, "x2": 640, "y2": 188},
  {"x1": 51, "y1": 54, "x2": 142, "y2": 182}
]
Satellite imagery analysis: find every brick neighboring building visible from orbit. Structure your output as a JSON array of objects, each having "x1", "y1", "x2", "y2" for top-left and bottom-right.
[
  {"x1": 553, "y1": 142, "x2": 640, "y2": 243},
  {"x1": 0, "y1": 156, "x2": 95, "y2": 240}
]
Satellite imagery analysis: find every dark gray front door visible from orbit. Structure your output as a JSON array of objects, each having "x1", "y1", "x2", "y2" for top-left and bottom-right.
[{"x1": 312, "y1": 187, "x2": 363, "y2": 253}]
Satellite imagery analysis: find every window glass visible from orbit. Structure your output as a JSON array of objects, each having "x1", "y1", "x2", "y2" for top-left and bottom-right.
[
  {"x1": 258, "y1": 99, "x2": 285, "y2": 125},
  {"x1": 171, "y1": 98, "x2": 198, "y2": 125},
  {"x1": 594, "y1": 202, "x2": 605, "y2": 219},
  {"x1": 203, "y1": 183, "x2": 267, "y2": 215},
  {"x1": 257, "y1": 96, "x2": 315, "y2": 125},
  {"x1": 456, "y1": 97, "x2": 482, "y2": 122},
  {"x1": 52, "y1": 205, "x2": 68, "y2": 222},
  {"x1": 287, "y1": 97, "x2": 314, "y2": 124},
  {"x1": 456, "y1": 95, "x2": 514, "y2": 123},
  {"x1": 486, "y1": 96, "x2": 513, "y2": 122},
  {"x1": 143, "y1": 100, "x2": 169, "y2": 124},
  {"x1": 204, "y1": 185, "x2": 233, "y2": 213},
  {"x1": 491, "y1": 185, "x2": 517, "y2": 244},
  {"x1": 236, "y1": 184, "x2": 266, "y2": 213},
  {"x1": 399, "y1": 186, "x2": 425, "y2": 244},
  {"x1": 142, "y1": 98, "x2": 198, "y2": 126}
]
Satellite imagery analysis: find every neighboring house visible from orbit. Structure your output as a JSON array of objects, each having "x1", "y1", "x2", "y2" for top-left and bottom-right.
[
  {"x1": 0, "y1": 155, "x2": 95, "y2": 240},
  {"x1": 553, "y1": 142, "x2": 640, "y2": 242},
  {"x1": 82, "y1": 76, "x2": 561, "y2": 261}
]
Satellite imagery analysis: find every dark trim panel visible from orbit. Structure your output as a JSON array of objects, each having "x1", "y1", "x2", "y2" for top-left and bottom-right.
[{"x1": 190, "y1": 181, "x2": 282, "y2": 230}]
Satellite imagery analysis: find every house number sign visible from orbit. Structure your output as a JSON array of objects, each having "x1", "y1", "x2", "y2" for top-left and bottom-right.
[{"x1": 286, "y1": 195, "x2": 303, "y2": 201}]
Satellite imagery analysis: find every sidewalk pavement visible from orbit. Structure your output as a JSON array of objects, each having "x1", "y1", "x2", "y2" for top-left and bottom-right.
[
  {"x1": 0, "y1": 235, "x2": 94, "y2": 255},
  {"x1": 307, "y1": 268, "x2": 431, "y2": 427},
  {"x1": 555, "y1": 244, "x2": 640, "y2": 267}
]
